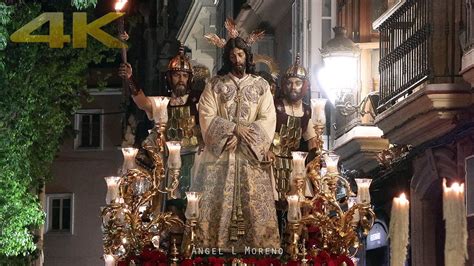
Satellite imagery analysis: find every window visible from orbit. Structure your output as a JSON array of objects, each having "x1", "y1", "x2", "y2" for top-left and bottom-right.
[
  {"x1": 46, "y1": 194, "x2": 74, "y2": 233},
  {"x1": 321, "y1": 0, "x2": 334, "y2": 47},
  {"x1": 74, "y1": 109, "x2": 103, "y2": 150}
]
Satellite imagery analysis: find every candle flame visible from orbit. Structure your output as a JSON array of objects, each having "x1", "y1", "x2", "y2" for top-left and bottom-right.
[
  {"x1": 399, "y1": 193, "x2": 406, "y2": 201},
  {"x1": 396, "y1": 192, "x2": 409, "y2": 205},
  {"x1": 452, "y1": 182, "x2": 464, "y2": 193},
  {"x1": 114, "y1": 0, "x2": 128, "y2": 11},
  {"x1": 443, "y1": 178, "x2": 465, "y2": 193}
]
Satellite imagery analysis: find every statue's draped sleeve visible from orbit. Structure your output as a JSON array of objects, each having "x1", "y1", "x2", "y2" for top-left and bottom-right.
[{"x1": 199, "y1": 80, "x2": 236, "y2": 157}]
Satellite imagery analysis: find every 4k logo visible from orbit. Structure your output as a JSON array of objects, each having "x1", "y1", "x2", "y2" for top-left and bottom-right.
[{"x1": 10, "y1": 12, "x2": 127, "y2": 48}]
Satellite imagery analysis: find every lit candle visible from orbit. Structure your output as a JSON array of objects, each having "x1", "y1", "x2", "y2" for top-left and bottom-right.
[
  {"x1": 104, "y1": 254, "x2": 116, "y2": 266},
  {"x1": 442, "y1": 179, "x2": 468, "y2": 266},
  {"x1": 389, "y1": 193, "x2": 409, "y2": 266},
  {"x1": 152, "y1": 235, "x2": 160, "y2": 248},
  {"x1": 149, "y1": 96, "x2": 170, "y2": 124},
  {"x1": 121, "y1": 147, "x2": 138, "y2": 173},
  {"x1": 166, "y1": 141, "x2": 182, "y2": 169},
  {"x1": 291, "y1": 151, "x2": 308, "y2": 175},
  {"x1": 134, "y1": 177, "x2": 149, "y2": 195},
  {"x1": 104, "y1": 176, "x2": 121, "y2": 204},
  {"x1": 355, "y1": 178, "x2": 372, "y2": 204},
  {"x1": 116, "y1": 198, "x2": 126, "y2": 224},
  {"x1": 287, "y1": 195, "x2": 302, "y2": 223},
  {"x1": 324, "y1": 153, "x2": 339, "y2": 174},
  {"x1": 185, "y1": 192, "x2": 201, "y2": 220},
  {"x1": 310, "y1": 98, "x2": 327, "y2": 125}
]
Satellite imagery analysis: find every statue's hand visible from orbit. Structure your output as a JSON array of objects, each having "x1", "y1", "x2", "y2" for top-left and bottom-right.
[
  {"x1": 119, "y1": 63, "x2": 132, "y2": 79},
  {"x1": 119, "y1": 31, "x2": 129, "y2": 41},
  {"x1": 234, "y1": 126, "x2": 256, "y2": 144},
  {"x1": 224, "y1": 135, "x2": 238, "y2": 153},
  {"x1": 266, "y1": 150, "x2": 276, "y2": 162}
]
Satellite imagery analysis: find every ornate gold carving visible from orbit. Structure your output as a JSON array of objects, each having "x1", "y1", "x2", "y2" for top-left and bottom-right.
[
  {"x1": 376, "y1": 144, "x2": 412, "y2": 168},
  {"x1": 102, "y1": 123, "x2": 184, "y2": 259}
]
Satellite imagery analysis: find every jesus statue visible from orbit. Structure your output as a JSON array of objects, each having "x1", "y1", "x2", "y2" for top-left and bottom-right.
[{"x1": 190, "y1": 20, "x2": 280, "y2": 253}]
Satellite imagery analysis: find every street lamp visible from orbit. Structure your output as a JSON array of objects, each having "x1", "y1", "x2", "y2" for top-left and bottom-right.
[{"x1": 318, "y1": 27, "x2": 375, "y2": 116}]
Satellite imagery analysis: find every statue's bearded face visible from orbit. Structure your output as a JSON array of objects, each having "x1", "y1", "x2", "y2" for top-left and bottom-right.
[
  {"x1": 170, "y1": 71, "x2": 189, "y2": 97},
  {"x1": 285, "y1": 77, "x2": 305, "y2": 102},
  {"x1": 229, "y1": 47, "x2": 246, "y2": 76}
]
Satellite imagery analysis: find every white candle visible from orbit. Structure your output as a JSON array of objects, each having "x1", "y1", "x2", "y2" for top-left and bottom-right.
[
  {"x1": 104, "y1": 176, "x2": 121, "y2": 204},
  {"x1": 104, "y1": 254, "x2": 116, "y2": 266},
  {"x1": 121, "y1": 147, "x2": 138, "y2": 173},
  {"x1": 443, "y1": 179, "x2": 468, "y2": 266},
  {"x1": 185, "y1": 192, "x2": 201, "y2": 220},
  {"x1": 310, "y1": 98, "x2": 327, "y2": 125},
  {"x1": 116, "y1": 198, "x2": 126, "y2": 224},
  {"x1": 324, "y1": 153, "x2": 339, "y2": 174},
  {"x1": 151, "y1": 235, "x2": 160, "y2": 248},
  {"x1": 291, "y1": 151, "x2": 308, "y2": 175},
  {"x1": 166, "y1": 141, "x2": 182, "y2": 169},
  {"x1": 355, "y1": 178, "x2": 372, "y2": 204},
  {"x1": 149, "y1": 96, "x2": 170, "y2": 124},
  {"x1": 134, "y1": 177, "x2": 149, "y2": 195},
  {"x1": 389, "y1": 192, "x2": 409, "y2": 266},
  {"x1": 287, "y1": 195, "x2": 301, "y2": 223}
]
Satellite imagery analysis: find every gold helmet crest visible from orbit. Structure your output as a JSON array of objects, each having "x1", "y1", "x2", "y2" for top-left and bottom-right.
[
  {"x1": 167, "y1": 43, "x2": 193, "y2": 74},
  {"x1": 285, "y1": 54, "x2": 308, "y2": 80}
]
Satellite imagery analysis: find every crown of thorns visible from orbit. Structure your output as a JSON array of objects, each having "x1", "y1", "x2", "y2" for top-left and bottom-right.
[{"x1": 204, "y1": 18, "x2": 265, "y2": 48}]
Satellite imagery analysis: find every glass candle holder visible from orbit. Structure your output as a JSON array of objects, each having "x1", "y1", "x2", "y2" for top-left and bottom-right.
[
  {"x1": 287, "y1": 195, "x2": 302, "y2": 223},
  {"x1": 166, "y1": 141, "x2": 182, "y2": 169},
  {"x1": 185, "y1": 192, "x2": 201, "y2": 220},
  {"x1": 121, "y1": 147, "x2": 138, "y2": 173},
  {"x1": 291, "y1": 151, "x2": 308, "y2": 176},
  {"x1": 104, "y1": 176, "x2": 121, "y2": 204},
  {"x1": 324, "y1": 152, "x2": 340, "y2": 174},
  {"x1": 311, "y1": 98, "x2": 327, "y2": 125},
  {"x1": 149, "y1": 96, "x2": 170, "y2": 124},
  {"x1": 355, "y1": 178, "x2": 372, "y2": 204}
]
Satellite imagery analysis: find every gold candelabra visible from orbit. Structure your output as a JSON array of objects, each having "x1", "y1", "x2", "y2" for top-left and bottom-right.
[
  {"x1": 287, "y1": 120, "x2": 376, "y2": 260},
  {"x1": 101, "y1": 121, "x2": 184, "y2": 262}
]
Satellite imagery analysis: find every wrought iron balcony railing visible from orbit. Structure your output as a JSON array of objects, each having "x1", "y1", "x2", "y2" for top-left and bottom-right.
[{"x1": 375, "y1": 0, "x2": 432, "y2": 112}]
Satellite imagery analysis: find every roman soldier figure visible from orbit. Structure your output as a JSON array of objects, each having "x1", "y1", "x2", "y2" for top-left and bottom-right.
[
  {"x1": 119, "y1": 42, "x2": 203, "y2": 201},
  {"x1": 267, "y1": 55, "x2": 321, "y2": 201}
]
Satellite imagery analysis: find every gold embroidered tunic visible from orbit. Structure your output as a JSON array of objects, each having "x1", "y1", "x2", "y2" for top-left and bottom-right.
[{"x1": 192, "y1": 73, "x2": 280, "y2": 252}]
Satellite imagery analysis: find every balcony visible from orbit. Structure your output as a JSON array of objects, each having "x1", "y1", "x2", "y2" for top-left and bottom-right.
[
  {"x1": 375, "y1": 83, "x2": 472, "y2": 146},
  {"x1": 374, "y1": 0, "x2": 432, "y2": 112},
  {"x1": 373, "y1": 0, "x2": 471, "y2": 146}
]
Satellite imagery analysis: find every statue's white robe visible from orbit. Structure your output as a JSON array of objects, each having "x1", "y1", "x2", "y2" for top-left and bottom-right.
[{"x1": 192, "y1": 73, "x2": 280, "y2": 252}]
